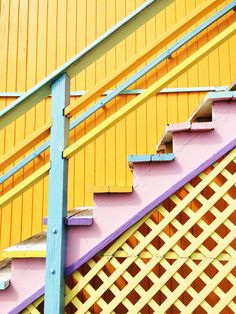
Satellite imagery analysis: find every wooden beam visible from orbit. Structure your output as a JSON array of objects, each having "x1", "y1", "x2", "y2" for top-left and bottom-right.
[
  {"x1": 0, "y1": 0, "x2": 171, "y2": 130},
  {"x1": 64, "y1": 0, "x2": 227, "y2": 117},
  {"x1": 0, "y1": 122, "x2": 51, "y2": 171},
  {"x1": 44, "y1": 74, "x2": 70, "y2": 314},
  {"x1": 0, "y1": 163, "x2": 50, "y2": 208},
  {"x1": 63, "y1": 21, "x2": 236, "y2": 159}
]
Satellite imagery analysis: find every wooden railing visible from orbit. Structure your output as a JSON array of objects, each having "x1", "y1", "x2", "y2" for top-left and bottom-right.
[
  {"x1": 1, "y1": 0, "x2": 235, "y2": 198},
  {"x1": 0, "y1": 0, "x2": 236, "y2": 312}
]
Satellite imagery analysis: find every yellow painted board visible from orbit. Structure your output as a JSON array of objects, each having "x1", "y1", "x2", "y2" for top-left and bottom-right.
[
  {"x1": 0, "y1": 250, "x2": 46, "y2": 258},
  {"x1": 0, "y1": 163, "x2": 50, "y2": 208},
  {"x1": 0, "y1": 122, "x2": 51, "y2": 172}
]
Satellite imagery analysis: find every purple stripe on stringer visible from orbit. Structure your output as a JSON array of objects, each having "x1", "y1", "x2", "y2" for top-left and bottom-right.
[
  {"x1": 65, "y1": 138, "x2": 236, "y2": 275},
  {"x1": 9, "y1": 287, "x2": 44, "y2": 314},
  {"x1": 10, "y1": 138, "x2": 236, "y2": 313}
]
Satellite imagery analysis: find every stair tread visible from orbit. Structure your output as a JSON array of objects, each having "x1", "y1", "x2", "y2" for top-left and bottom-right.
[
  {"x1": 2, "y1": 232, "x2": 46, "y2": 254},
  {"x1": 128, "y1": 153, "x2": 175, "y2": 163},
  {"x1": 43, "y1": 207, "x2": 93, "y2": 225},
  {"x1": 92, "y1": 186, "x2": 132, "y2": 193},
  {"x1": 156, "y1": 121, "x2": 214, "y2": 152}
]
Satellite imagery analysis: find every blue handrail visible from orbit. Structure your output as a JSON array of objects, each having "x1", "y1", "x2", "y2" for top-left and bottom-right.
[{"x1": 1, "y1": 0, "x2": 235, "y2": 185}]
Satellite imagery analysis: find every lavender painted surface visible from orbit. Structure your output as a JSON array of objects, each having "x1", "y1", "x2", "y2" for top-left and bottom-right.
[
  {"x1": 191, "y1": 121, "x2": 214, "y2": 131},
  {"x1": 67, "y1": 216, "x2": 93, "y2": 226},
  {"x1": 3, "y1": 100, "x2": 236, "y2": 313},
  {"x1": 65, "y1": 101, "x2": 236, "y2": 271},
  {"x1": 43, "y1": 216, "x2": 93, "y2": 226},
  {"x1": 0, "y1": 259, "x2": 45, "y2": 314},
  {"x1": 167, "y1": 121, "x2": 191, "y2": 132}
]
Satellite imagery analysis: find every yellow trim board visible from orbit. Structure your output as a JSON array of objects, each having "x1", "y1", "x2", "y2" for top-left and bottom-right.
[
  {"x1": 64, "y1": 22, "x2": 236, "y2": 159},
  {"x1": 0, "y1": 162, "x2": 50, "y2": 208},
  {"x1": 0, "y1": 122, "x2": 51, "y2": 171},
  {"x1": 0, "y1": 251, "x2": 46, "y2": 258}
]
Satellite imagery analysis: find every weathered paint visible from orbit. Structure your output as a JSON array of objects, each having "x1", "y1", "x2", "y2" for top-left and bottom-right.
[{"x1": 0, "y1": 0, "x2": 236, "y2": 255}]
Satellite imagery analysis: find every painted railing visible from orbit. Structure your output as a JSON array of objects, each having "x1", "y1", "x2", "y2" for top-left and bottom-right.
[
  {"x1": 1, "y1": 0, "x2": 236, "y2": 312},
  {"x1": 1, "y1": 0, "x2": 235, "y2": 189}
]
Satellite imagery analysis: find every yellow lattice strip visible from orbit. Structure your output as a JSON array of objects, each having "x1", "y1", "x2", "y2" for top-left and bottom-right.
[{"x1": 22, "y1": 148, "x2": 236, "y2": 313}]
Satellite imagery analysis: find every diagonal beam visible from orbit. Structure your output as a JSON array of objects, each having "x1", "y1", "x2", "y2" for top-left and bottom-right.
[
  {"x1": 63, "y1": 22, "x2": 236, "y2": 159},
  {"x1": 65, "y1": 0, "x2": 229, "y2": 118}
]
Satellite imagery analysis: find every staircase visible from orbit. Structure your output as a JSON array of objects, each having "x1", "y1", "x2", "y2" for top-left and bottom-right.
[
  {"x1": 0, "y1": 0, "x2": 236, "y2": 313},
  {"x1": 0, "y1": 85, "x2": 236, "y2": 313}
]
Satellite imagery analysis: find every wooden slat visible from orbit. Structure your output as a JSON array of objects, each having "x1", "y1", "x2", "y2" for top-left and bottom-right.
[
  {"x1": 63, "y1": 22, "x2": 236, "y2": 159},
  {"x1": 91, "y1": 185, "x2": 132, "y2": 193},
  {"x1": 22, "y1": 148, "x2": 236, "y2": 312},
  {"x1": 0, "y1": 163, "x2": 50, "y2": 208},
  {"x1": 64, "y1": 0, "x2": 227, "y2": 118},
  {"x1": 0, "y1": 122, "x2": 51, "y2": 171}
]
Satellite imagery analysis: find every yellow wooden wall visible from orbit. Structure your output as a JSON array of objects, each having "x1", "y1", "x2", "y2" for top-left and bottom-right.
[{"x1": 0, "y1": 0, "x2": 236, "y2": 252}]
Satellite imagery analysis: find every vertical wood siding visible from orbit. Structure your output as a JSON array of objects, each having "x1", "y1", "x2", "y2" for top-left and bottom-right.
[{"x1": 0, "y1": 0, "x2": 236, "y2": 251}]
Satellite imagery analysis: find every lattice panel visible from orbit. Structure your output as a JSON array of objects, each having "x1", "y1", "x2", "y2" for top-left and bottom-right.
[{"x1": 22, "y1": 148, "x2": 236, "y2": 313}]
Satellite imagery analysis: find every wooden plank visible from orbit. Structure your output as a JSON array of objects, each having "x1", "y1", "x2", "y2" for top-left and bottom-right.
[
  {"x1": 44, "y1": 74, "x2": 70, "y2": 313},
  {"x1": 1, "y1": 232, "x2": 46, "y2": 258},
  {"x1": 63, "y1": 22, "x2": 236, "y2": 159},
  {"x1": 64, "y1": 0, "x2": 227, "y2": 117},
  {"x1": 0, "y1": 163, "x2": 50, "y2": 208},
  {"x1": 90, "y1": 186, "x2": 132, "y2": 193},
  {"x1": 0, "y1": 122, "x2": 51, "y2": 171},
  {"x1": 128, "y1": 153, "x2": 175, "y2": 163}
]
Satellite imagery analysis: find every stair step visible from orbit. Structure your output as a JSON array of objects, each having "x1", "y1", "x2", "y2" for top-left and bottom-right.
[
  {"x1": 1, "y1": 233, "x2": 46, "y2": 258},
  {"x1": 1, "y1": 209, "x2": 94, "y2": 258},
  {"x1": 91, "y1": 186, "x2": 133, "y2": 193},
  {"x1": 189, "y1": 90, "x2": 236, "y2": 123},
  {"x1": 128, "y1": 153, "x2": 175, "y2": 165},
  {"x1": 43, "y1": 207, "x2": 93, "y2": 226},
  {"x1": 156, "y1": 121, "x2": 214, "y2": 152},
  {"x1": 166, "y1": 121, "x2": 214, "y2": 132},
  {"x1": 0, "y1": 259, "x2": 11, "y2": 290}
]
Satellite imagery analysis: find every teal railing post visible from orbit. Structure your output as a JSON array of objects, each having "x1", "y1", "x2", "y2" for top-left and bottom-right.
[{"x1": 44, "y1": 73, "x2": 70, "y2": 313}]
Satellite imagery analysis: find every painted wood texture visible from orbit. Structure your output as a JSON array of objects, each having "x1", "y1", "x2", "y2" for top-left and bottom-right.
[
  {"x1": 0, "y1": 0, "x2": 236, "y2": 254},
  {"x1": 21, "y1": 148, "x2": 236, "y2": 313}
]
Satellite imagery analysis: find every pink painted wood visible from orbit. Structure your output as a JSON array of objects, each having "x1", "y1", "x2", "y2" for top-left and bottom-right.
[{"x1": 1, "y1": 100, "x2": 236, "y2": 313}]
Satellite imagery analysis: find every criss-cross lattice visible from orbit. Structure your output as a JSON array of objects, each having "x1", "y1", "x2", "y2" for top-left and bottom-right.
[{"x1": 22, "y1": 148, "x2": 236, "y2": 314}]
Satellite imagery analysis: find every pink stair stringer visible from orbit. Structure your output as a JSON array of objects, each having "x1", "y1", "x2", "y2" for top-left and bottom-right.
[{"x1": 1, "y1": 99, "x2": 236, "y2": 313}]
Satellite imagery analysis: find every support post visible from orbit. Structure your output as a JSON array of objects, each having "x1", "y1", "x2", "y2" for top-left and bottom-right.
[{"x1": 44, "y1": 74, "x2": 70, "y2": 313}]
